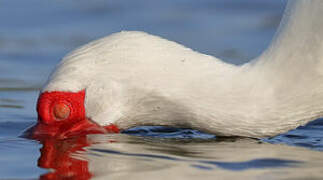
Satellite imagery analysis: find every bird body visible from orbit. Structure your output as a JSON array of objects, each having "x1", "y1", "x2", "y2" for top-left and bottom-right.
[{"x1": 31, "y1": 0, "x2": 323, "y2": 138}]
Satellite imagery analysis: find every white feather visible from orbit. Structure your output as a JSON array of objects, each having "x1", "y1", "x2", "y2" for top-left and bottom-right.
[{"x1": 43, "y1": 0, "x2": 323, "y2": 137}]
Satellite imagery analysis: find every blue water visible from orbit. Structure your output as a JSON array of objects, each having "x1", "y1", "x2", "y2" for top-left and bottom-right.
[{"x1": 1, "y1": 0, "x2": 323, "y2": 179}]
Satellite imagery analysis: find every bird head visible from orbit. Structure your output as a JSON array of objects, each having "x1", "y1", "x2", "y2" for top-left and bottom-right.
[{"x1": 27, "y1": 90, "x2": 119, "y2": 140}]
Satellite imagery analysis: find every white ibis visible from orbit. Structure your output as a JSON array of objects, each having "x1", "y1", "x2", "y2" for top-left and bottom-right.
[{"x1": 29, "y1": 0, "x2": 323, "y2": 139}]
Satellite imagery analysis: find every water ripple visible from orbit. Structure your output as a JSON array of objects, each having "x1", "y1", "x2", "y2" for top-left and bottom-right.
[{"x1": 200, "y1": 158, "x2": 300, "y2": 171}]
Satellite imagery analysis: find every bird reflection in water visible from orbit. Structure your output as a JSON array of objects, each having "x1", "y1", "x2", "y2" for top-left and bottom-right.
[{"x1": 37, "y1": 137, "x2": 94, "y2": 180}]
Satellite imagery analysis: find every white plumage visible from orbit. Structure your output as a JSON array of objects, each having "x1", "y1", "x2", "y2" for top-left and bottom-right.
[{"x1": 43, "y1": 0, "x2": 323, "y2": 137}]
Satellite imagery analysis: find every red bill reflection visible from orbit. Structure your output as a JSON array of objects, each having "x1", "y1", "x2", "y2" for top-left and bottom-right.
[{"x1": 38, "y1": 137, "x2": 93, "y2": 180}]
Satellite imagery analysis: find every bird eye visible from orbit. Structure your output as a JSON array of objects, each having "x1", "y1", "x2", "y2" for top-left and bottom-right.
[{"x1": 53, "y1": 102, "x2": 71, "y2": 120}]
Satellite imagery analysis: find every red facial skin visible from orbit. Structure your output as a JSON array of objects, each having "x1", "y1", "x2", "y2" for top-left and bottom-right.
[{"x1": 27, "y1": 90, "x2": 120, "y2": 140}]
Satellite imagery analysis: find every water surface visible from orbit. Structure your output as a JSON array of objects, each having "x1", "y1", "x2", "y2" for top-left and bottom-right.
[{"x1": 1, "y1": 0, "x2": 323, "y2": 179}]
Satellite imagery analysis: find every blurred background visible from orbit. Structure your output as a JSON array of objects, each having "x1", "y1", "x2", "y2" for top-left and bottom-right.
[{"x1": 0, "y1": 0, "x2": 286, "y2": 89}]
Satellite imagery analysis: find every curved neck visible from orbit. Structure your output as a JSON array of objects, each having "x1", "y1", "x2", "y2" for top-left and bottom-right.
[
  {"x1": 257, "y1": 0, "x2": 323, "y2": 73},
  {"x1": 246, "y1": 0, "x2": 323, "y2": 135}
]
